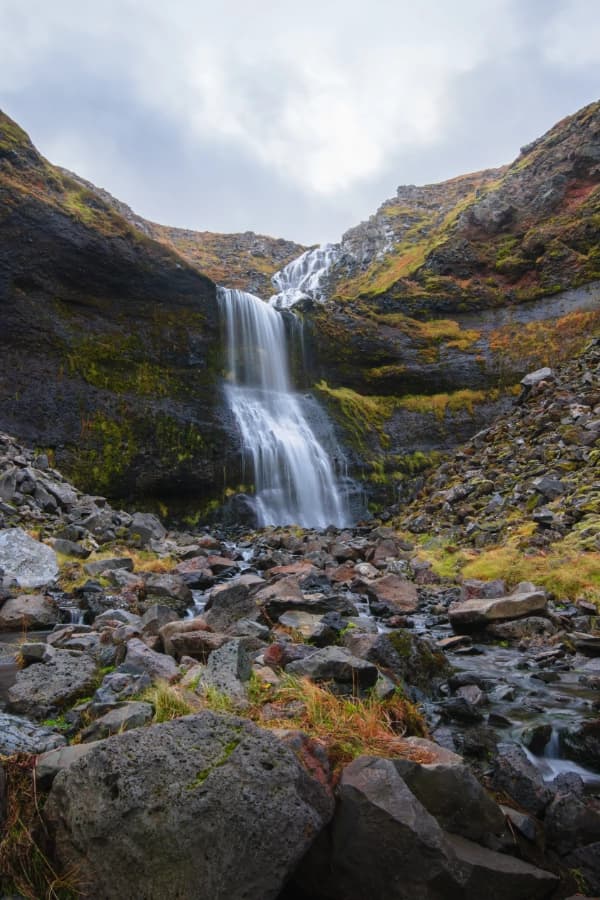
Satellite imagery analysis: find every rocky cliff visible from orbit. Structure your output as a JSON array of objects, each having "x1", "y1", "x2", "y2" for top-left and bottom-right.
[
  {"x1": 0, "y1": 111, "x2": 232, "y2": 506},
  {"x1": 300, "y1": 101, "x2": 600, "y2": 498}
]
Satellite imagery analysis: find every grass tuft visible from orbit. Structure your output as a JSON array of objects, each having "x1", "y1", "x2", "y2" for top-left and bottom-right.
[{"x1": 0, "y1": 754, "x2": 82, "y2": 898}]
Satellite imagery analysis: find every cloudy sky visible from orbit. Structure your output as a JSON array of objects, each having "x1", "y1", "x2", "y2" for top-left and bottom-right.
[{"x1": 0, "y1": 0, "x2": 598, "y2": 244}]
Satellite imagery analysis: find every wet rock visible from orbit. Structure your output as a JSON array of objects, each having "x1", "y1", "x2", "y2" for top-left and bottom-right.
[
  {"x1": 343, "y1": 630, "x2": 450, "y2": 695},
  {"x1": 521, "y1": 723, "x2": 552, "y2": 755},
  {"x1": 0, "y1": 711, "x2": 67, "y2": 754},
  {"x1": 0, "y1": 593, "x2": 58, "y2": 630},
  {"x1": 79, "y1": 701, "x2": 154, "y2": 743},
  {"x1": 7, "y1": 651, "x2": 98, "y2": 720},
  {"x1": 286, "y1": 646, "x2": 378, "y2": 695},
  {"x1": 560, "y1": 719, "x2": 600, "y2": 770},
  {"x1": 486, "y1": 616, "x2": 557, "y2": 640},
  {"x1": 438, "y1": 697, "x2": 484, "y2": 724},
  {"x1": 0, "y1": 528, "x2": 59, "y2": 588},
  {"x1": 545, "y1": 787, "x2": 600, "y2": 855},
  {"x1": 45, "y1": 712, "x2": 333, "y2": 900},
  {"x1": 491, "y1": 743, "x2": 553, "y2": 816}
]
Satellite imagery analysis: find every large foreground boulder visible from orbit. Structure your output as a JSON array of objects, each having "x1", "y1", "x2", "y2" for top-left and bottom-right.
[
  {"x1": 44, "y1": 711, "x2": 333, "y2": 900},
  {"x1": 0, "y1": 528, "x2": 59, "y2": 588}
]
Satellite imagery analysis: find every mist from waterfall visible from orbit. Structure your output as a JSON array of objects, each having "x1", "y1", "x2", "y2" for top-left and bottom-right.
[{"x1": 218, "y1": 286, "x2": 351, "y2": 529}]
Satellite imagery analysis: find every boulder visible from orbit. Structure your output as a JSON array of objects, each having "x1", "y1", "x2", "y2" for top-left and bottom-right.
[
  {"x1": 449, "y1": 588, "x2": 547, "y2": 633},
  {"x1": 0, "y1": 528, "x2": 59, "y2": 588},
  {"x1": 143, "y1": 574, "x2": 193, "y2": 614},
  {"x1": 393, "y1": 756, "x2": 505, "y2": 843},
  {"x1": 0, "y1": 711, "x2": 67, "y2": 755},
  {"x1": 90, "y1": 665, "x2": 151, "y2": 714},
  {"x1": 343, "y1": 630, "x2": 450, "y2": 694},
  {"x1": 286, "y1": 646, "x2": 378, "y2": 694},
  {"x1": 363, "y1": 574, "x2": 419, "y2": 613},
  {"x1": 128, "y1": 512, "x2": 166, "y2": 546},
  {"x1": 204, "y1": 575, "x2": 263, "y2": 631},
  {"x1": 80, "y1": 701, "x2": 154, "y2": 743},
  {"x1": 83, "y1": 556, "x2": 134, "y2": 577},
  {"x1": 200, "y1": 638, "x2": 254, "y2": 704},
  {"x1": 7, "y1": 651, "x2": 98, "y2": 720},
  {"x1": 291, "y1": 755, "x2": 556, "y2": 899},
  {"x1": 124, "y1": 638, "x2": 179, "y2": 683},
  {"x1": 170, "y1": 630, "x2": 231, "y2": 662},
  {"x1": 44, "y1": 712, "x2": 333, "y2": 900},
  {"x1": 491, "y1": 743, "x2": 553, "y2": 817},
  {"x1": 0, "y1": 593, "x2": 58, "y2": 630},
  {"x1": 560, "y1": 719, "x2": 600, "y2": 770},
  {"x1": 140, "y1": 604, "x2": 179, "y2": 637},
  {"x1": 159, "y1": 616, "x2": 210, "y2": 656}
]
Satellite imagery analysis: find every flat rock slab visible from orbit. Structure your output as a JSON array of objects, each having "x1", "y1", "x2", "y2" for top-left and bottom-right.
[
  {"x1": 44, "y1": 711, "x2": 333, "y2": 900},
  {"x1": 7, "y1": 651, "x2": 98, "y2": 720},
  {"x1": 0, "y1": 528, "x2": 58, "y2": 588},
  {"x1": 0, "y1": 711, "x2": 67, "y2": 755},
  {"x1": 449, "y1": 590, "x2": 547, "y2": 632}
]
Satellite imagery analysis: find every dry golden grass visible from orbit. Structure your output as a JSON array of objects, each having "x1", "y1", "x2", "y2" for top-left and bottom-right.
[{"x1": 0, "y1": 755, "x2": 82, "y2": 899}]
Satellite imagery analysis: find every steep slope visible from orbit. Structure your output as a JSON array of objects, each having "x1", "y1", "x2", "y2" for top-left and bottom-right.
[
  {"x1": 400, "y1": 339, "x2": 600, "y2": 603},
  {"x1": 0, "y1": 111, "x2": 231, "y2": 506},
  {"x1": 59, "y1": 169, "x2": 307, "y2": 297},
  {"x1": 303, "y1": 102, "x2": 600, "y2": 497},
  {"x1": 329, "y1": 100, "x2": 600, "y2": 311}
]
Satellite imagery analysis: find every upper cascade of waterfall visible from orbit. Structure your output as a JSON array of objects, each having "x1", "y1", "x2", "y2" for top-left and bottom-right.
[
  {"x1": 218, "y1": 286, "x2": 353, "y2": 530},
  {"x1": 270, "y1": 243, "x2": 340, "y2": 309}
]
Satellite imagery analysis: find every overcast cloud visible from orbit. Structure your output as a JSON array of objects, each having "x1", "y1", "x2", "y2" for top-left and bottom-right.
[{"x1": 0, "y1": 0, "x2": 598, "y2": 243}]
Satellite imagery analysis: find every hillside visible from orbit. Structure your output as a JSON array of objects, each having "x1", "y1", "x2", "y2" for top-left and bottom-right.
[
  {"x1": 328, "y1": 100, "x2": 600, "y2": 311},
  {"x1": 58, "y1": 169, "x2": 307, "y2": 296},
  {"x1": 301, "y1": 102, "x2": 600, "y2": 497},
  {"x1": 0, "y1": 111, "x2": 230, "y2": 505}
]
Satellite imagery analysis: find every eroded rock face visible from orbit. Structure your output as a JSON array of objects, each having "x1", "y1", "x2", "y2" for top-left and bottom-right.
[
  {"x1": 0, "y1": 711, "x2": 66, "y2": 755},
  {"x1": 44, "y1": 712, "x2": 333, "y2": 900}
]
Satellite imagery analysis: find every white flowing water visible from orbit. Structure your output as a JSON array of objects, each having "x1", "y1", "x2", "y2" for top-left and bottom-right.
[
  {"x1": 218, "y1": 286, "x2": 351, "y2": 529},
  {"x1": 270, "y1": 244, "x2": 340, "y2": 309}
]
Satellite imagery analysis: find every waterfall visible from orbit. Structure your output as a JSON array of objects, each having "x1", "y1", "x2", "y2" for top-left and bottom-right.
[
  {"x1": 270, "y1": 244, "x2": 340, "y2": 309},
  {"x1": 218, "y1": 286, "x2": 351, "y2": 529}
]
